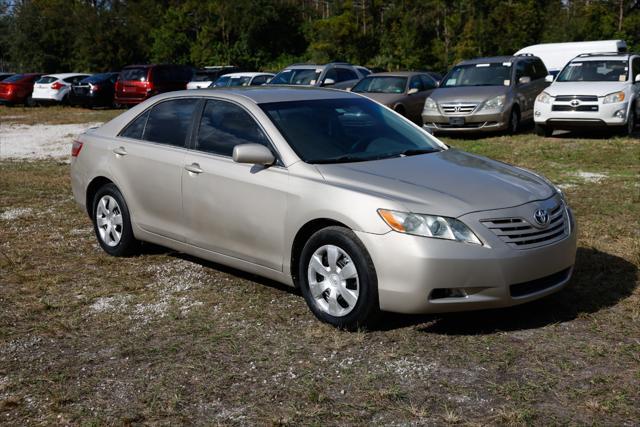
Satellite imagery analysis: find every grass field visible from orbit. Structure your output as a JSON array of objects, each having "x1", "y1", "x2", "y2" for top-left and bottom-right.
[{"x1": 1, "y1": 106, "x2": 639, "y2": 424}]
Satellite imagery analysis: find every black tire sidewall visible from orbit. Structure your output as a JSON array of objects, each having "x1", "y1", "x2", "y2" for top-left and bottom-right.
[
  {"x1": 509, "y1": 108, "x2": 520, "y2": 134},
  {"x1": 92, "y1": 183, "x2": 138, "y2": 257},
  {"x1": 298, "y1": 226, "x2": 379, "y2": 330}
]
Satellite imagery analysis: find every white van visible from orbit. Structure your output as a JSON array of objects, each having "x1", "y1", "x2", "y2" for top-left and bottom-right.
[{"x1": 515, "y1": 40, "x2": 627, "y2": 76}]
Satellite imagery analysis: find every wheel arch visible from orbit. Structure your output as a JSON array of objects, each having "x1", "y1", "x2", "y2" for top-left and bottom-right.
[
  {"x1": 85, "y1": 176, "x2": 115, "y2": 219},
  {"x1": 290, "y1": 218, "x2": 352, "y2": 287}
]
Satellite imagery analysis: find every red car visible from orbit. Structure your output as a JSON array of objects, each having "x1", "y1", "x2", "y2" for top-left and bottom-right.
[
  {"x1": 114, "y1": 64, "x2": 194, "y2": 107},
  {"x1": 0, "y1": 73, "x2": 44, "y2": 106}
]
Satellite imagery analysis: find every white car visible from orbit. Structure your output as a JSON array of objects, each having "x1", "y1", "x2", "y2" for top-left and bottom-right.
[
  {"x1": 534, "y1": 52, "x2": 639, "y2": 136},
  {"x1": 211, "y1": 72, "x2": 274, "y2": 88},
  {"x1": 31, "y1": 73, "x2": 90, "y2": 105},
  {"x1": 186, "y1": 67, "x2": 239, "y2": 89}
]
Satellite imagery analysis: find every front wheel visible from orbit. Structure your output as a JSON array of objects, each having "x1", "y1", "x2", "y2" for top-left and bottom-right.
[
  {"x1": 92, "y1": 183, "x2": 140, "y2": 257},
  {"x1": 535, "y1": 124, "x2": 553, "y2": 137},
  {"x1": 507, "y1": 108, "x2": 520, "y2": 135},
  {"x1": 299, "y1": 226, "x2": 379, "y2": 330},
  {"x1": 621, "y1": 107, "x2": 636, "y2": 136}
]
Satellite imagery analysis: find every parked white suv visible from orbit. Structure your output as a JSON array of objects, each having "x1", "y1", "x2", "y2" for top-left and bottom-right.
[{"x1": 534, "y1": 53, "x2": 639, "y2": 136}]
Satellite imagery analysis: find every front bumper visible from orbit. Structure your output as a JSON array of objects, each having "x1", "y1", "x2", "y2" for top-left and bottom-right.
[
  {"x1": 356, "y1": 197, "x2": 577, "y2": 314},
  {"x1": 422, "y1": 109, "x2": 510, "y2": 133},
  {"x1": 534, "y1": 100, "x2": 629, "y2": 128}
]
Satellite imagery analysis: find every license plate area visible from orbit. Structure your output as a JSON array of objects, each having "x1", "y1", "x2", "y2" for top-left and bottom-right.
[{"x1": 448, "y1": 117, "x2": 465, "y2": 126}]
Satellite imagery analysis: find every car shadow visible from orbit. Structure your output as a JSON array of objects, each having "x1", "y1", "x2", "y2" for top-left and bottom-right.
[{"x1": 374, "y1": 247, "x2": 637, "y2": 334}]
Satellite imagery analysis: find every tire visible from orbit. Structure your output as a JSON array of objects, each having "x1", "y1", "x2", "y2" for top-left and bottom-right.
[
  {"x1": 622, "y1": 106, "x2": 636, "y2": 136},
  {"x1": 394, "y1": 105, "x2": 406, "y2": 117},
  {"x1": 25, "y1": 97, "x2": 35, "y2": 108},
  {"x1": 92, "y1": 183, "x2": 140, "y2": 257},
  {"x1": 507, "y1": 107, "x2": 520, "y2": 135},
  {"x1": 535, "y1": 124, "x2": 553, "y2": 137},
  {"x1": 298, "y1": 226, "x2": 379, "y2": 330}
]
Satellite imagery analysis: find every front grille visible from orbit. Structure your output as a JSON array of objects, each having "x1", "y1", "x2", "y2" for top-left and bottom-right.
[
  {"x1": 440, "y1": 103, "x2": 478, "y2": 115},
  {"x1": 555, "y1": 95, "x2": 598, "y2": 102},
  {"x1": 552, "y1": 105, "x2": 598, "y2": 112},
  {"x1": 510, "y1": 268, "x2": 572, "y2": 297},
  {"x1": 433, "y1": 122, "x2": 485, "y2": 129},
  {"x1": 481, "y1": 202, "x2": 569, "y2": 249}
]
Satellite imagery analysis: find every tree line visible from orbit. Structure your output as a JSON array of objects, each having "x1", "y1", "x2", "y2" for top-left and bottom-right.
[{"x1": 0, "y1": 0, "x2": 638, "y2": 74}]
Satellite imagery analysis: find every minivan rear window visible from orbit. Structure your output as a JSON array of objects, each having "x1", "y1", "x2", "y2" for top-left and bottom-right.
[{"x1": 120, "y1": 68, "x2": 148, "y2": 82}]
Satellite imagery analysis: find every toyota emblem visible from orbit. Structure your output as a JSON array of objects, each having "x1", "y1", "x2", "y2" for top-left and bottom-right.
[
  {"x1": 570, "y1": 99, "x2": 580, "y2": 107},
  {"x1": 534, "y1": 209, "x2": 550, "y2": 226}
]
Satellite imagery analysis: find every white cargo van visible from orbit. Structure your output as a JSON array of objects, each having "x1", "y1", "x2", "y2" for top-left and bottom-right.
[{"x1": 515, "y1": 40, "x2": 627, "y2": 76}]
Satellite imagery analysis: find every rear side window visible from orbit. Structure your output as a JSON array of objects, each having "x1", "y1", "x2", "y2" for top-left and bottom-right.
[
  {"x1": 143, "y1": 98, "x2": 199, "y2": 147},
  {"x1": 196, "y1": 100, "x2": 270, "y2": 157},
  {"x1": 120, "y1": 110, "x2": 149, "y2": 140},
  {"x1": 336, "y1": 68, "x2": 358, "y2": 82},
  {"x1": 120, "y1": 68, "x2": 148, "y2": 82}
]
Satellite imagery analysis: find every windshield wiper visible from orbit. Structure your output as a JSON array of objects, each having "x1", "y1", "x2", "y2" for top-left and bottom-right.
[
  {"x1": 395, "y1": 148, "x2": 440, "y2": 157},
  {"x1": 308, "y1": 155, "x2": 368, "y2": 164}
]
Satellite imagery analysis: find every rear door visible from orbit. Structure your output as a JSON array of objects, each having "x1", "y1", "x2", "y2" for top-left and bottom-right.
[
  {"x1": 181, "y1": 99, "x2": 289, "y2": 270},
  {"x1": 109, "y1": 97, "x2": 200, "y2": 241}
]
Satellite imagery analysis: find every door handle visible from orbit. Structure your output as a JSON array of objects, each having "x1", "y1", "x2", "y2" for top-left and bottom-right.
[
  {"x1": 113, "y1": 146, "x2": 127, "y2": 156},
  {"x1": 184, "y1": 163, "x2": 203, "y2": 174}
]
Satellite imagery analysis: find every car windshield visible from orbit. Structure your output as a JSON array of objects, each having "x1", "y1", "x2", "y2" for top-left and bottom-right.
[
  {"x1": 269, "y1": 68, "x2": 322, "y2": 85},
  {"x1": 213, "y1": 76, "x2": 252, "y2": 87},
  {"x1": 260, "y1": 98, "x2": 442, "y2": 164},
  {"x1": 442, "y1": 63, "x2": 512, "y2": 87},
  {"x1": 352, "y1": 76, "x2": 407, "y2": 94},
  {"x1": 556, "y1": 60, "x2": 628, "y2": 82}
]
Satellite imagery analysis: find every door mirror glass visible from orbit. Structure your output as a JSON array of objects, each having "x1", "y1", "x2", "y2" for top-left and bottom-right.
[
  {"x1": 518, "y1": 76, "x2": 531, "y2": 85},
  {"x1": 545, "y1": 74, "x2": 554, "y2": 83},
  {"x1": 322, "y1": 78, "x2": 336, "y2": 86},
  {"x1": 232, "y1": 144, "x2": 275, "y2": 166},
  {"x1": 407, "y1": 87, "x2": 419, "y2": 95}
]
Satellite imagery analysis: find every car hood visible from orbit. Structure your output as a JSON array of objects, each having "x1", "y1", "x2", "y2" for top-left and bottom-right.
[
  {"x1": 545, "y1": 81, "x2": 628, "y2": 97},
  {"x1": 430, "y1": 86, "x2": 509, "y2": 104},
  {"x1": 355, "y1": 92, "x2": 406, "y2": 106},
  {"x1": 315, "y1": 149, "x2": 553, "y2": 217}
]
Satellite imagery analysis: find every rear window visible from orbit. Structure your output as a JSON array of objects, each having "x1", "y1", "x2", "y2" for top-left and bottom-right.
[
  {"x1": 119, "y1": 68, "x2": 148, "y2": 82},
  {"x1": 37, "y1": 76, "x2": 58, "y2": 84},
  {"x1": 153, "y1": 66, "x2": 193, "y2": 83},
  {"x1": 81, "y1": 73, "x2": 116, "y2": 84},
  {"x1": 3, "y1": 74, "x2": 26, "y2": 83}
]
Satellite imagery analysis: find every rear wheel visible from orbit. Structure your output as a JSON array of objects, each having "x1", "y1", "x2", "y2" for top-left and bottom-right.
[
  {"x1": 299, "y1": 226, "x2": 379, "y2": 330},
  {"x1": 535, "y1": 124, "x2": 553, "y2": 137},
  {"x1": 92, "y1": 183, "x2": 140, "y2": 257}
]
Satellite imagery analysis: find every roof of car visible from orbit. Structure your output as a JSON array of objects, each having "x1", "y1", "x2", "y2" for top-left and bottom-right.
[
  {"x1": 42, "y1": 73, "x2": 91, "y2": 79},
  {"x1": 366, "y1": 71, "x2": 426, "y2": 77},
  {"x1": 165, "y1": 86, "x2": 356, "y2": 104},
  {"x1": 220, "y1": 72, "x2": 275, "y2": 78},
  {"x1": 458, "y1": 56, "x2": 529, "y2": 65},
  {"x1": 569, "y1": 52, "x2": 634, "y2": 61}
]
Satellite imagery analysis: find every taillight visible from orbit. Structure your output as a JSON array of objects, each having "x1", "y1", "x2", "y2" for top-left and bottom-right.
[
  {"x1": 51, "y1": 81, "x2": 64, "y2": 90},
  {"x1": 71, "y1": 140, "x2": 83, "y2": 157},
  {"x1": 90, "y1": 84, "x2": 100, "y2": 92}
]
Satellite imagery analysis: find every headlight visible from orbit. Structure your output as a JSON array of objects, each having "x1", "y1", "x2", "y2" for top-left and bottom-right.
[
  {"x1": 480, "y1": 94, "x2": 506, "y2": 112},
  {"x1": 536, "y1": 91, "x2": 552, "y2": 104},
  {"x1": 423, "y1": 97, "x2": 438, "y2": 112},
  {"x1": 602, "y1": 91, "x2": 625, "y2": 104},
  {"x1": 378, "y1": 209, "x2": 482, "y2": 245}
]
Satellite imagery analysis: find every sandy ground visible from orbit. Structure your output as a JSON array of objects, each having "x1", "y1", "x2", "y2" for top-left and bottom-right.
[{"x1": 0, "y1": 122, "x2": 103, "y2": 160}]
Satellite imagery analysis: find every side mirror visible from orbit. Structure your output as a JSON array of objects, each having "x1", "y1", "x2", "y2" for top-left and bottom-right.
[
  {"x1": 407, "y1": 87, "x2": 419, "y2": 95},
  {"x1": 635, "y1": 74, "x2": 640, "y2": 83},
  {"x1": 545, "y1": 75, "x2": 554, "y2": 83},
  {"x1": 232, "y1": 144, "x2": 275, "y2": 166},
  {"x1": 322, "y1": 78, "x2": 336, "y2": 87},
  {"x1": 518, "y1": 76, "x2": 531, "y2": 85}
]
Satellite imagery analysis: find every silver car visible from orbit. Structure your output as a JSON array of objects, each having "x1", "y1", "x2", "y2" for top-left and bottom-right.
[{"x1": 70, "y1": 87, "x2": 577, "y2": 329}]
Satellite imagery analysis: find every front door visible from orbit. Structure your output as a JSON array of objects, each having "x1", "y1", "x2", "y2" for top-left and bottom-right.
[{"x1": 181, "y1": 99, "x2": 289, "y2": 271}]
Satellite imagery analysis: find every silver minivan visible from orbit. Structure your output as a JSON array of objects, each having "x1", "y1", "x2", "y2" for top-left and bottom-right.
[{"x1": 422, "y1": 55, "x2": 550, "y2": 134}]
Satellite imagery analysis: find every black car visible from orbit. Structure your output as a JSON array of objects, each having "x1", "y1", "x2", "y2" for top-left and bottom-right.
[{"x1": 69, "y1": 72, "x2": 119, "y2": 108}]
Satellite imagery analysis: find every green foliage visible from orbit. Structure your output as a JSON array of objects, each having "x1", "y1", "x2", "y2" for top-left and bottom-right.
[{"x1": 1, "y1": 0, "x2": 638, "y2": 73}]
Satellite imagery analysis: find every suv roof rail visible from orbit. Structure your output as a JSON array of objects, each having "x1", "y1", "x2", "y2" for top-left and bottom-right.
[
  {"x1": 515, "y1": 53, "x2": 535, "y2": 57},
  {"x1": 575, "y1": 52, "x2": 625, "y2": 58}
]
